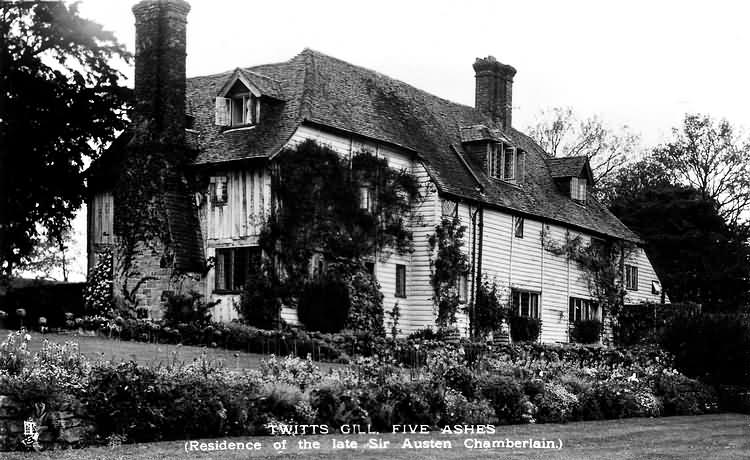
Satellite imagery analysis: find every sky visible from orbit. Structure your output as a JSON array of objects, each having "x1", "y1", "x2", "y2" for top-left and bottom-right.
[{"x1": 53, "y1": 0, "x2": 750, "y2": 281}]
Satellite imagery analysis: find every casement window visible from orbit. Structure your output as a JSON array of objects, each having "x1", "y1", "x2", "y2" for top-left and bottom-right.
[
  {"x1": 625, "y1": 264, "x2": 639, "y2": 290},
  {"x1": 310, "y1": 253, "x2": 326, "y2": 279},
  {"x1": 571, "y1": 177, "x2": 587, "y2": 203},
  {"x1": 210, "y1": 176, "x2": 228, "y2": 206},
  {"x1": 514, "y1": 216, "x2": 524, "y2": 238},
  {"x1": 441, "y1": 199, "x2": 458, "y2": 219},
  {"x1": 488, "y1": 144, "x2": 524, "y2": 183},
  {"x1": 359, "y1": 186, "x2": 373, "y2": 212},
  {"x1": 511, "y1": 289, "x2": 540, "y2": 318},
  {"x1": 458, "y1": 273, "x2": 468, "y2": 303},
  {"x1": 395, "y1": 264, "x2": 407, "y2": 298},
  {"x1": 215, "y1": 93, "x2": 259, "y2": 127},
  {"x1": 569, "y1": 297, "x2": 599, "y2": 323},
  {"x1": 214, "y1": 246, "x2": 261, "y2": 292}
]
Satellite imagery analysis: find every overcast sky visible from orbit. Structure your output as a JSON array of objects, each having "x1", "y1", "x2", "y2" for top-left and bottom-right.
[{"x1": 60, "y1": 0, "x2": 750, "y2": 281}]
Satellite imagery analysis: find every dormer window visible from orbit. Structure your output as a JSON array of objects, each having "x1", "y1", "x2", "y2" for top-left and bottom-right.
[
  {"x1": 230, "y1": 93, "x2": 258, "y2": 126},
  {"x1": 571, "y1": 177, "x2": 587, "y2": 203},
  {"x1": 215, "y1": 76, "x2": 264, "y2": 128},
  {"x1": 488, "y1": 143, "x2": 524, "y2": 183}
]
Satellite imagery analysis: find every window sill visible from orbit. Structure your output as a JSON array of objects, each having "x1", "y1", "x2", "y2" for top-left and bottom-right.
[
  {"x1": 223, "y1": 124, "x2": 257, "y2": 133},
  {"x1": 395, "y1": 294, "x2": 407, "y2": 299},
  {"x1": 213, "y1": 289, "x2": 243, "y2": 295}
]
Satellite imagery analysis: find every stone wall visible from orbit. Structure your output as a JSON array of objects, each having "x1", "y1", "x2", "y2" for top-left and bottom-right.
[{"x1": 0, "y1": 395, "x2": 94, "y2": 451}]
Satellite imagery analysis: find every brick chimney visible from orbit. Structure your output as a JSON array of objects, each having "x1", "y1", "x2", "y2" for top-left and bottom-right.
[
  {"x1": 473, "y1": 56, "x2": 516, "y2": 130},
  {"x1": 131, "y1": 0, "x2": 190, "y2": 145}
]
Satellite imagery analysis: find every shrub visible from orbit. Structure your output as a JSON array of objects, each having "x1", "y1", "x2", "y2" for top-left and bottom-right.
[
  {"x1": 509, "y1": 315, "x2": 542, "y2": 342},
  {"x1": 310, "y1": 383, "x2": 372, "y2": 429},
  {"x1": 653, "y1": 371, "x2": 719, "y2": 415},
  {"x1": 441, "y1": 389, "x2": 497, "y2": 425},
  {"x1": 368, "y1": 380, "x2": 443, "y2": 429},
  {"x1": 238, "y1": 270, "x2": 282, "y2": 330},
  {"x1": 472, "y1": 278, "x2": 507, "y2": 337},
  {"x1": 570, "y1": 319, "x2": 601, "y2": 344},
  {"x1": 444, "y1": 365, "x2": 479, "y2": 400},
  {"x1": 83, "y1": 247, "x2": 114, "y2": 316},
  {"x1": 533, "y1": 382, "x2": 579, "y2": 423},
  {"x1": 298, "y1": 277, "x2": 350, "y2": 333},
  {"x1": 660, "y1": 312, "x2": 750, "y2": 385},
  {"x1": 479, "y1": 375, "x2": 528, "y2": 424},
  {"x1": 162, "y1": 290, "x2": 218, "y2": 327},
  {"x1": 259, "y1": 354, "x2": 321, "y2": 391}
]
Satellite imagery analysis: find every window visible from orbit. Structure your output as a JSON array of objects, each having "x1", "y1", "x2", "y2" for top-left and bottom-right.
[
  {"x1": 651, "y1": 280, "x2": 662, "y2": 295},
  {"x1": 215, "y1": 246, "x2": 261, "y2": 292},
  {"x1": 511, "y1": 290, "x2": 540, "y2": 318},
  {"x1": 514, "y1": 216, "x2": 524, "y2": 238},
  {"x1": 365, "y1": 261, "x2": 376, "y2": 279},
  {"x1": 625, "y1": 264, "x2": 639, "y2": 290},
  {"x1": 571, "y1": 177, "x2": 587, "y2": 203},
  {"x1": 489, "y1": 144, "x2": 523, "y2": 183},
  {"x1": 211, "y1": 176, "x2": 228, "y2": 206},
  {"x1": 214, "y1": 90, "x2": 260, "y2": 128},
  {"x1": 569, "y1": 297, "x2": 599, "y2": 323},
  {"x1": 395, "y1": 264, "x2": 407, "y2": 298},
  {"x1": 359, "y1": 186, "x2": 373, "y2": 212},
  {"x1": 458, "y1": 273, "x2": 468, "y2": 303},
  {"x1": 441, "y1": 199, "x2": 458, "y2": 219},
  {"x1": 230, "y1": 94, "x2": 258, "y2": 126}
]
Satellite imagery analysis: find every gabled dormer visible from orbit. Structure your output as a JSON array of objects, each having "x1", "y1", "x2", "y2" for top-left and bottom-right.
[
  {"x1": 545, "y1": 156, "x2": 594, "y2": 204},
  {"x1": 214, "y1": 68, "x2": 284, "y2": 128},
  {"x1": 460, "y1": 125, "x2": 525, "y2": 185}
]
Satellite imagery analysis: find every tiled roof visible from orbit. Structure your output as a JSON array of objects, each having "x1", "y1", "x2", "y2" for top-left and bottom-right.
[
  {"x1": 185, "y1": 49, "x2": 639, "y2": 242},
  {"x1": 546, "y1": 156, "x2": 589, "y2": 179}
]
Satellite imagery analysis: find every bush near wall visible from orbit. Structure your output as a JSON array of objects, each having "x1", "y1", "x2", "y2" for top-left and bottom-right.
[{"x1": 616, "y1": 302, "x2": 701, "y2": 346}]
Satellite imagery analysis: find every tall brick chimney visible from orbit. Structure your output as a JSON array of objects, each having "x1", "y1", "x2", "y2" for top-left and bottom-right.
[
  {"x1": 131, "y1": 0, "x2": 190, "y2": 145},
  {"x1": 473, "y1": 56, "x2": 516, "y2": 130}
]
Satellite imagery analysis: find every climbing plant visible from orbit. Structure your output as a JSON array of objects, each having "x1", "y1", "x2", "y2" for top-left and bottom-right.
[
  {"x1": 258, "y1": 140, "x2": 421, "y2": 333},
  {"x1": 540, "y1": 226, "x2": 635, "y2": 332},
  {"x1": 428, "y1": 216, "x2": 470, "y2": 327}
]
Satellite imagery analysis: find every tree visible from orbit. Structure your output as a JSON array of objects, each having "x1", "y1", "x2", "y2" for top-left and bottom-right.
[
  {"x1": 608, "y1": 163, "x2": 750, "y2": 312},
  {"x1": 527, "y1": 107, "x2": 641, "y2": 189},
  {"x1": 15, "y1": 224, "x2": 77, "y2": 281},
  {"x1": 654, "y1": 114, "x2": 750, "y2": 227},
  {"x1": 0, "y1": 2, "x2": 131, "y2": 278}
]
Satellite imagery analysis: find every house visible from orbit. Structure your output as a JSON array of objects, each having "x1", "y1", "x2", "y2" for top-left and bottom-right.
[{"x1": 86, "y1": 0, "x2": 665, "y2": 342}]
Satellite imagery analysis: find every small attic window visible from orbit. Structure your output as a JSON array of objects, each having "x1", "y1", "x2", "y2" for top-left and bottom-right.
[
  {"x1": 488, "y1": 143, "x2": 524, "y2": 183},
  {"x1": 571, "y1": 177, "x2": 587, "y2": 203},
  {"x1": 215, "y1": 80, "x2": 260, "y2": 127}
]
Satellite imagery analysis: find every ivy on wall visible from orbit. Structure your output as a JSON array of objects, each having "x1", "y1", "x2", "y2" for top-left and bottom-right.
[
  {"x1": 428, "y1": 216, "x2": 470, "y2": 328},
  {"x1": 540, "y1": 226, "x2": 635, "y2": 330},
  {"x1": 248, "y1": 139, "x2": 421, "y2": 333}
]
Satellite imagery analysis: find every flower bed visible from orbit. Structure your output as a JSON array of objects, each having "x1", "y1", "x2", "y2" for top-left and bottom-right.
[{"x1": 0, "y1": 329, "x2": 723, "y2": 451}]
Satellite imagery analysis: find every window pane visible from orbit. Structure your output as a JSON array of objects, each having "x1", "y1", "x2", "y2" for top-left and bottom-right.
[
  {"x1": 396, "y1": 264, "x2": 406, "y2": 298},
  {"x1": 521, "y1": 292, "x2": 529, "y2": 317},
  {"x1": 504, "y1": 146, "x2": 514, "y2": 180},
  {"x1": 515, "y1": 217, "x2": 524, "y2": 238},
  {"x1": 215, "y1": 251, "x2": 226, "y2": 291}
]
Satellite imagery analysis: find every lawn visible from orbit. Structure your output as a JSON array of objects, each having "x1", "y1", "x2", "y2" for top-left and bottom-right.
[
  {"x1": 0, "y1": 328, "x2": 339, "y2": 371},
  {"x1": 3, "y1": 414, "x2": 749, "y2": 459}
]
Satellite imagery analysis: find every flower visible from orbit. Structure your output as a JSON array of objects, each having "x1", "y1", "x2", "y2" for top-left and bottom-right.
[{"x1": 24, "y1": 333, "x2": 32, "y2": 342}]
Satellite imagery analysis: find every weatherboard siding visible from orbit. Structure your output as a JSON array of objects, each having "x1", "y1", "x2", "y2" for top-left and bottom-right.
[{"x1": 624, "y1": 247, "x2": 664, "y2": 304}]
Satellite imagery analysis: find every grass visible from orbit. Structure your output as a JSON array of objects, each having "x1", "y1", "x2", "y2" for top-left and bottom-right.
[
  {"x1": 3, "y1": 414, "x2": 749, "y2": 459},
  {"x1": 0, "y1": 328, "x2": 340, "y2": 371}
]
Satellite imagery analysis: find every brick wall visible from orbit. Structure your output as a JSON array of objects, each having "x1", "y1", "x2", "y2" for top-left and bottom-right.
[{"x1": 0, "y1": 396, "x2": 94, "y2": 451}]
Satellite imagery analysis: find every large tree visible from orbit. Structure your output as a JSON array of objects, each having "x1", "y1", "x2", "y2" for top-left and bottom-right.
[
  {"x1": 654, "y1": 113, "x2": 750, "y2": 227},
  {"x1": 608, "y1": 160, "x2": 750, "y2": 312},
  {"x1": 527, "y1": 107, "x2": 641, "y2": 190},
  {"x1": 0, "y1": 2, "x2": 131, "y2": 278}
]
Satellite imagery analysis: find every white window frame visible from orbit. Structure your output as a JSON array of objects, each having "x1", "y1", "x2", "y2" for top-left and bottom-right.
[
  {"x1": 569, "y1": 297, "x2": 599, "y2": 323},
  {"x1": 359, "y1": 186, "x2": 373, "y2": 212},
  {"x1": 511, "y1": 289, "x2": 540, "y2": 319},
  {"x1": 571, "y1": 177, "x2": 587, "y2": 203},
  {"x1": 625, "y1": 264, "x2": 639, "y2": 290},
  {"x1": 210, "y1": 176, "x2": 228, "y2": 207},
  {"x1": 514, "y1": 216, "x2": 524, "y2": 238}
]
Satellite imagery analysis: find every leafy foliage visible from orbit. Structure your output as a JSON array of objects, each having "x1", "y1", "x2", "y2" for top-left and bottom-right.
[
  {"x1": 0, "y1": 2, "x2": 131, "y2": 276},
  {"x1": 428, "y1": 216, "x2": 470, "y2": 327},
  {"x1": 162, "y1": 290, "x2": 218, "y2": 327},
  {"x1": 82, "y1": 247, "x2": 113, "y2": 316},
  {"x1": 471, "y1": 277, "x2": 507, "y2": 337},
  {"x1": 570, "y1": 319, "x2": 602, "y2": 344},
  {"x1": 237, "y1": 266, "x2": 283, "y2": 330},
  {"x1": 260, "y1": 140, "x2": 420, "y2": 292},
  {"x1": 298, "y1": 276, "x2": 350, "y2": 333},
  {"x1": 508, "y1": 314, "x2": 542, "y2": 342}
]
